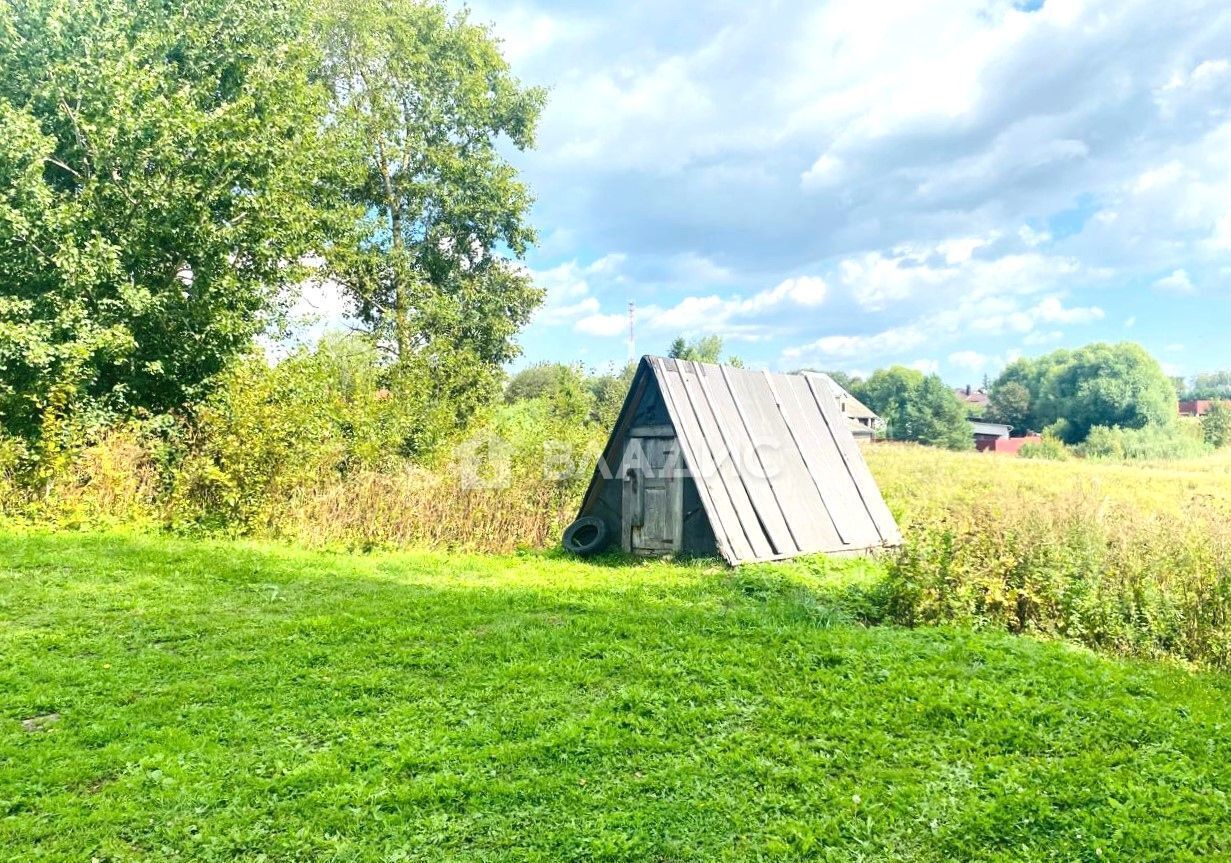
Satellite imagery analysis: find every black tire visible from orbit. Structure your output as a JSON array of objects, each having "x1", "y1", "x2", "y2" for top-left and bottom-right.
[{"x1": 562, "y1": 516, "x2": 610, "y2": 557}]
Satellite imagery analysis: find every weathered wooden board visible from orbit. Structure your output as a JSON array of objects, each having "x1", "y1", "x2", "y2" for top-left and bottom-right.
[
  {"x1": 721, "y1": 366, "x2": 842, "y2": 552},
  {"x1": 805, "y1": 374, "x2": 902, "y2": 545},
  {"x1": 696, "y1": 363, "x2": 797, "y2": 556},
  {"x1": 654, "y1": 357, "x2": 758, "y2": 558}
]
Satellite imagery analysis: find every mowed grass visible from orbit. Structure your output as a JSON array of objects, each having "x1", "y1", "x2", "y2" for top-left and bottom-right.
[{"x1": 4, "y1": 532, "x2": 1231, "y2": 862}]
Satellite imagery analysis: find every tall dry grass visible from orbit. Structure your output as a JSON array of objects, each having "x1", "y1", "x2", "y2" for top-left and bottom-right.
[
  {"x1": 277, "y1": 468, "x2": 580, "y2": 553},
  {"x1": 866, "y1": 444, "x2": 1231, "y2": 666}
]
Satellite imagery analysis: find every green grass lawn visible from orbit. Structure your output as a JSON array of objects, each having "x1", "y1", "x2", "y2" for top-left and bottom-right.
[{"x1": 3, "y1": 531, "x2": 1231, "y2": 862}]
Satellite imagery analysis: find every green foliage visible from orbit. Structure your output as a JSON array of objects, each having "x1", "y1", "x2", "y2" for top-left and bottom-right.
[
  {"x1": 991, "y1": 343, "x2": 1177, "y2": 443},
  {"x1": 505, "y1": 362, "x2": 589, "y2": 415},
  {"x1": 587, "y1": 362, "x2": 636, "y2": 428},
  {"x1": 506, "y1": 361, "x2": 634, "y2": 428},
  {"x1": 667, "y1": 334, "x2": 742, "y2": 366},
  {"x1": 871, "y1": 444, "x2": 1231, "y2": 667},
  {"x1": 987, "y1": 380, "x2": 1032, "y2": 429},
  {"x1": 1017, "y1": 433, "x2": 1070, "y2": 460},
  {"x1": 6, "y1": 531, "x2": 1231, "y2": 859},
  {"x1": 0, "y1": 0, "x2": 335, "y2": 441},
  {"x1": 168, "y1": 336, "x2": 453, "y2": 532},
  {"x1": 1080, "y1": 423, "x2": 1210, "y2": 461},
  {"x1": 1202, "y1": 402, "x2": 1231, "y2": 449},
  {"x1": 1184, "y1": 370, "x2": 1231, "y2": 400},
  {"x1": 669, "y1": 334, "x2": 722, "y2": 362},
  {"x1": 316, "y1": 0, "x2": 546, "y2": 424},
  {"x1": 854, "y1": 366, "x2": 971, "y2": 450}
]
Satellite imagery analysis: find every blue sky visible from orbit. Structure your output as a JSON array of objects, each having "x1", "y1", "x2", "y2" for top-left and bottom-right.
[{"x1": 301, "y1": 0, "x2": 1231, "y2": 383}]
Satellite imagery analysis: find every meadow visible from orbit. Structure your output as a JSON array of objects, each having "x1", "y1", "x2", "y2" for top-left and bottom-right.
[
  {"x1": 5, "y1": 530, "x2": 1231, "y2": 862},
  {"x1": 8, "y1": 432, "x2": 1231, "y2": 666},
  {"x1": 868, "y1": 445, "x2": 1231, "y2": 667}
]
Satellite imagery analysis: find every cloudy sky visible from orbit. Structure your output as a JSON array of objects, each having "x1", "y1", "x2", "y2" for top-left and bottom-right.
[{"x1": 312, "y1": 0, "x2": 1231, "y2": 381}]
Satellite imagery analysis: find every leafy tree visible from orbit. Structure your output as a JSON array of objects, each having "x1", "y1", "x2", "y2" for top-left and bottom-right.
[
  {"x1": 317, "y1": 0, "x2": 547, "y2": 426},
  {"x1": 0, "y1": 0, "x2": 335, "y2": 441},
  {"x1": 668, "y1": 334, "x2": 743, "y2": 366},
  {"x1": 856, "y1": 367, "x2": 971, "y2": 450},
  {"x1": 669, "y1": 335, "x2": 723, "y2": 363},
  {"x1": 506, "y1": 363, "x2": 573, "y2": 403},
  {"x1": 589, "y1": 362, "x2": 637, "y2": 428},
  {"x1": 1203, "y1": 402, "x2": 1231, "y2": 449},
  {"x1": 990, "y1": 343, "x2": 1176, "y2": 443},
  {"x1": 1186, "y1": 371, "x2": 1231, "y2": 400},
  {"x1": 988, "y1": 381, "x2": 1032, "y2": 432},
  {"x1": 1036, "y1": 343, "x2": 1176, "y2": 443},
  {"x1": 503, "y1": 362, "x2": 593, "y2": 426}
]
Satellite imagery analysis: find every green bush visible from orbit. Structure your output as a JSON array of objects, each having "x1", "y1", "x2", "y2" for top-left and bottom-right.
[
  {"x1": 1080, "y1": 423, "x2": 1210, "y2": 461},
  {"x1": 1017, "y1": 433, "x2": 1070, "y2": 460},
  {"x1": 166, "y1": 335, "x2": 459, "y2": 533},
  {"x1": 1204, "y1": 402, "x2": 1231, "y2": 449},
  {"x1": 881, "y1": 492, "x2": 1231, "y2": 667}
]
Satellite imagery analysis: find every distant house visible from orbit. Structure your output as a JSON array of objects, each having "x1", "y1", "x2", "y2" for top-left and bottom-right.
[
  {"x1": 810, "y1": 375, "x2": 882, "y2": 442},
  {"x1": 1179, "y1": 399, "x2": 1227, "y2": 417},
  {"x1": 955, "y1": 384, "x2": 989, "y2": 411},
  {"x1": 970, "y1": 419, "x2": 1012, "y2": 451}
]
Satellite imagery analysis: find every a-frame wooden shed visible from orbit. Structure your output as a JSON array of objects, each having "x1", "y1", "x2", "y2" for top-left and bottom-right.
[{"x1": 574, "y1": 356, "x2": 902, "y2": 564}]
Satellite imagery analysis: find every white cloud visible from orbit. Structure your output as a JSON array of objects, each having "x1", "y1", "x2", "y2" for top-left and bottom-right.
[
  {"x1": 838, "y1": 240, "x2": 1088, "y2": 312},
  {"x1": 533, "y1": 254, "x2": 627, "y2": 326},
  {"x1": 1018, "y1": 225, "x2": 1052, "y2": 247},
  {"x1": 557, "y1": 271, "x2": 829, "y2": 341},
  {"x1": 484, "y1": 0, "x2": 1231, "y2": 371},
  {"x1": 948, "y1": 350, "x2": 988, "y2": 372},
  {"x1": 780, "y1": 290, "x2": 1102, "y2": 370},
  {"x1": 1153, "y1": 268, "x2": 1196, "y2": 294},
  {"x1": 575, "y1": 312, "x2": 629, "y2": 337},
  {"x1": 1031, "y1": 296, "x2": 1105, "y2": 325},
  {"x1": 910, "y1": 359, "x2": 940, "y2": 375},
  {"x1": 800, "y1": 153, "x2": 844, "y2": 189},
  {"x1": 741, "y1": 276, "x2": 828, "y2": 311},
  {"x1": 636, "y1": 275, "x2": 829, "y2": 335},
  {"x1": 782, "y1": 322, "x2": 928, "y2": 364}
]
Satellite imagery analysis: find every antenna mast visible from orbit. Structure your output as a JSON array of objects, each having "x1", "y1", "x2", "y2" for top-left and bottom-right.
[{"x1": 627, "y1": 301, "x2": 636, "y2": 362}]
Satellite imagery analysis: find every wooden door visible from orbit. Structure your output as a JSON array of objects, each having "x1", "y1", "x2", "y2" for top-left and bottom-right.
[{"x1": 621, "y1": 432, "x2": 683, "y2": 555}]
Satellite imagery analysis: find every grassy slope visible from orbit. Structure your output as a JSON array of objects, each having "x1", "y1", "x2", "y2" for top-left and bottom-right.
[{"x1": 3, "y1": 532, "x2": 1231, "y2": 862}]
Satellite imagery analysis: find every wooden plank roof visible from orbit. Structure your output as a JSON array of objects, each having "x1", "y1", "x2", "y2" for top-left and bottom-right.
[{"x1": 584, "y1": 357, "x2": 902, "y2": 565}]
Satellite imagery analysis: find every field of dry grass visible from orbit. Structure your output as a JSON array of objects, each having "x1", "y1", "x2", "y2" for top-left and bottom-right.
[
  {"x1": 866, "y1": 444, "x2": 1231, "y2": 666},
  {"x1": 865, "y1": 443, "x2": 1231, "y2": 527}
]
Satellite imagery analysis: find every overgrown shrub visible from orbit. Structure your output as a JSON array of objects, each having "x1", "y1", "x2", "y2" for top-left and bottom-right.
[
  {"x1": 1204, "y1": 402, "x2": 1231, "y2": 449},
  {"x1": 1080, "y1": 423, "x2": 1210, "y2": 461},
  {"x1": 1017, "y1": 433, "x2": 1070, "y2": 460},
  {"x1": 868, "y1": 443, "x2": 1231, "y2": 667},
  {"x1": 881, "y1": 492, "x2": 1231, "y2": 666}
]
